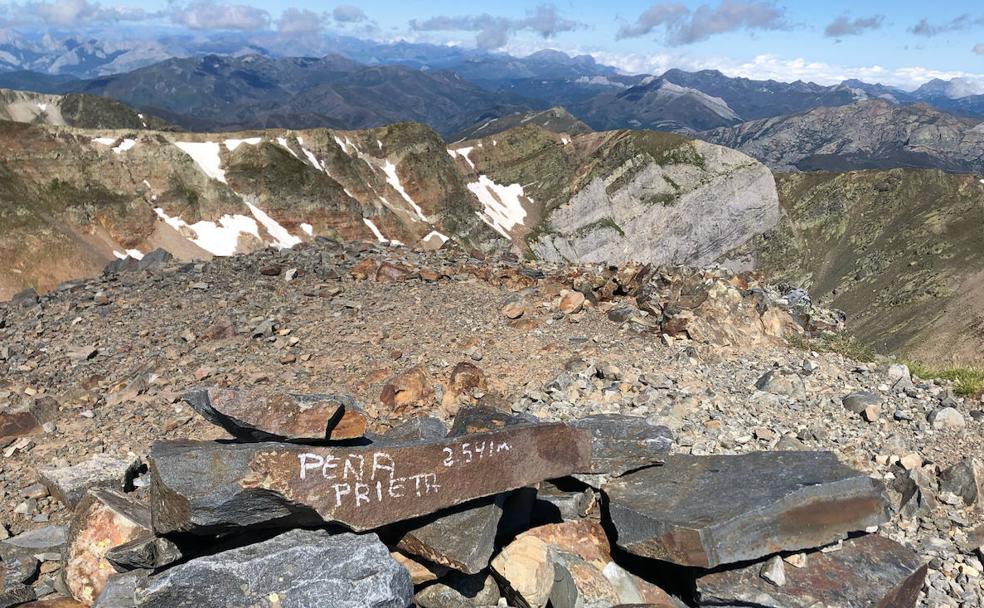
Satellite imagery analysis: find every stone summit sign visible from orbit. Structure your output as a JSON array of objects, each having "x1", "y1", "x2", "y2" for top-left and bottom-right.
[{"x1": 149, "y1": 423, "x2": 591, "y2": 534}]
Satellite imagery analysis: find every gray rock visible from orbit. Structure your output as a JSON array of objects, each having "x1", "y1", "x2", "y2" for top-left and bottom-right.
[
  {"x1": 842, "y1": 391, "x2": 881, "y2": 414},
  {"x1": 930, "y1": 407, "x2": 966, "y2": 430},
  {"x1": 695, "y1": 534, "x2": 927, "y2": 607},
  {"x1": 604, "y1": 452, "x2": 891, "y2": 567},
  {"x1": 533, "y1": 481, "x2": 597, "y2": 524},
  {"x1": 39, "y1": 454, "x2": 140, "y2": 509},
  {"x1": 415, "y1": 572, "x2": 501, "y2": 608},
  {"x1": 376, "y1": 416, "x2": 449, "y2": 444},
  {"x1": 1, "y1": 525, "x2": 67, "y2": 555},
  {"x1": 98, "y1": 529, "x2": 411, "y2": 607},
  {"x1": 939, "y1": 458, "x2": 983, "y2": 507},
  {"x1": 395, "y1": 496, "x2": 504, "y2": 574},
  {"x1": 569, "y1": 415, "x2": 672, "y2": 476},
  {"x1": 755, "y1": 370, "x2": 807, "y2": 399},
  {"x1": 105, "y1": 533, "x2": 183, "y2": 572}
]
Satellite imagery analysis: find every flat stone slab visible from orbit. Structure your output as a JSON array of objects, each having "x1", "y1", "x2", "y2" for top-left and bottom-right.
[
  {"x1": 604, "y1": 451, "x2": 890, "y2": 567},
  {"x1": 183, "y1": 387, "x2": 367, "y2": 441},
  {"x1": 149, "y1": 423, "x2": 591, "y2": 534},
  {"x1": 569, "y1": 415, "x2": 672, "y2": 475},
  {"x1": 95, "y1": 529, "x2": 411, "y2": 608},
  {"x1": 395, "y1": 496, "x2": 504, "y2": 574},
  {"x1": 695, "y1": 534, "x2": 927, "y2": 607},
  {"x1": 39, "y1": 454, "x2": 140, "y2": 509}
]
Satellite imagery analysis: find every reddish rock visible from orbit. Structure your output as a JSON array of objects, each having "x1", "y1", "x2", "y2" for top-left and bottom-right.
[
  {"x1": 0, "y1": 397, "x2": 58, "y2": 441},
  {"x1": 380, "y1": 366, "x2": 434, "y2": 414},
  {"x1": 376, "y1": 262, "x2": 412, "y2": 283},
  {"x1": 351, "y1": 258, "x2": 378, "y2": 280},
  {"x1": 442, "y1": 362, "x2": 487, "y2": 413},
  {"x1": 557, "y1": 290, "x2": 586, "y2": 315},
  {"x1": 65, "y1": 489, "x2": 152, "y2": 606}
]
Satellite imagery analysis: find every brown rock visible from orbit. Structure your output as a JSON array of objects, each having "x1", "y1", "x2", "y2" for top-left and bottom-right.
[
  {"x1": 501, "y1": 298, "x2": 526, "y2": 320},
  {"x1": 183, "y1": 387, "x2": 367, "y2": 442},
  {"x1": 149, "y1": 423, "x2": 591, "y2": 534},
  {"x1": 350, "y1": 258, "x2": 378, "y2": 280},
  {"x1": 696, "y1": 534, "x2": 927, "y2": 607},
  {"x1": 418, "y1": 268, "x2": 440, "y2": 282},
  {"x1": 258, "y1": 264, "x2": 282, "y2": 277},
  {"x1": 380, "y1": 366, "x2": 434, "y2": 414},
  {"x1": 442, "y1": 362, "x2": 487, "y2": 413},
  {"x1": 0, "y1": 397, "x2": 59, "y2": 441},
  {"x1": 557, "y1": 290, "x2": 586, "y2": 315},
  {"x1": 65, "y1": 489, "x2": 151, "y2": 606},
  {"x1": 376, "y1": 262, "x2": 412, "y2": 283},
  {"x1": 390, "y1": 551, "x2": 448, "y2": 584}
]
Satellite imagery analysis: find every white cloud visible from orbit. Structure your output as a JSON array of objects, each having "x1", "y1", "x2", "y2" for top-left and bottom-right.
[
  {"x1": 171, "y1": 1, "x2": 270, "y2": 31},
  {"x1": 618, "y1": 1, "x2": 788, "y2": 45},
  {"x1": 332, "y1": 5, "x2": 367, "y2": 23},
  {"x1": 277, "y1": 8, "x2": 325, "y2": 33},
  {"x1": 410, "y1": 4, "x2": 581, "y2": 49},
  {"x1": 585, "y1": 50, "x2": 984, "y2": 91},
  {"x1": 21, "y1": 0, "x2": 153, "y2": 26}
]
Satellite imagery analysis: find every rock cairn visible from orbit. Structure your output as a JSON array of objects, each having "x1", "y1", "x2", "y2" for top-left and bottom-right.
[{"x1": 4, "y1": 385, "x2": 925, "y2": 607}]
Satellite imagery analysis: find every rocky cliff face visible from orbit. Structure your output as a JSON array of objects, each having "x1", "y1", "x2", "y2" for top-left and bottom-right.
[
  {"x1": 0, "y1": 120, "x2": 780, "y2": 299},
  {"x1": 700, "y1": 100, "x2": 984, "y2": 174},
  {"x1": 0, "y1": 88, "x2": 169, "y2": 130},
  {"x1": 728, "y1": 169, "x2": 984, "y2": 365}
]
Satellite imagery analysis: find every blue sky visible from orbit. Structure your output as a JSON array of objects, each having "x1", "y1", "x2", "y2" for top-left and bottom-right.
[{"x1": 3, "y1": 0, "x2": 983, "y2": 88}]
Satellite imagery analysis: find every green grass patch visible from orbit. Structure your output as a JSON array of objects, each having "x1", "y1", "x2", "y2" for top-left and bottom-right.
[
  {"x1": 786, "y1": 333, "x2": 876, "y2": 363},
  {"x1": 906, "y1": 362, "x2": 984, "y2": 397}
]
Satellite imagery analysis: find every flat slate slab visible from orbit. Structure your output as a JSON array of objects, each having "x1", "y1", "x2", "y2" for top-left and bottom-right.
[
  {"x1": 183, "y1": 387, "x2": 367, "y2": 442},
  {"x1": 695, "y1": 534, "x2": 927, "y2": 607},
  {"x1": 95, "y1": 529, "x2": 411, "y2": 608},
  {"x1": 569, "y1": 414, "x2": 672, "y2": 475},
  {"x1": 149, "y1": 423, "x2": 591, "y2": 534},
  {"x1": 604, "y1": 451, "x2": 890, "y2": 567}
]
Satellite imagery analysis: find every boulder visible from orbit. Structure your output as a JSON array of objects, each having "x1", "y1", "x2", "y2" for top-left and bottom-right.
[
  {"x1": 754, "y1": 370, "x2": 806, "y2": 399},
  {"x1": 395, "y1": 496, "x2": 504, "y2": 574},
  {"x1": 379, "y1": 367, "x2": 434, "y2": 414},
  {"x1": 1, "y1": 553, "x2": 38, "y2": 607},
  {"x1": 95, "y1": 530, "x2": 412, "y2": 608},
  {"x1": 149, "y1": 423, "x2": 590, "y2": 534},
  {"x1": 105, "y1": 534, "x2": 182, "y2": 572},
  {"x1": 39, "y1": 454, "x2": 140, "y2": 509},
  {"x1": 842, "y1": 391, "x2": 881, "y2": 414},
  {"x1": 389, "y1": 551, "x2": 448, "y2": 585},
  {"x1": 1, "y1": 526, "x2": 67, "y2": 556},
  {"x1": 65, "y1": 489, "x2": 152, "y2": 605},
  {"x1": 695, "y1": 534, "x2": 927, "y2": 607},
  {"x1": 448, "y1": 405, "x2": 537, "y2": 436},
  {"x1": 604, "y1": 452, "x2": 890, "y2": 567},
  {"x1": 375, "y1": 416, "x2": 448, "y2": 444},
  {"x1": 569, "y1": 415, "x2": 672, "y2": 476},
  {"x1": 182, "y1": 387, "x2": 367, "y2": 442}
]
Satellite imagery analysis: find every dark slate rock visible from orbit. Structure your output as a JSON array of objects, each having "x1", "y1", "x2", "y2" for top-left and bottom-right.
[
  {"x1": 842, "y1": 391, "x2": 882, "y2": 414},
  {"x1": 1, "y1": 526, "x2": 67, "y2": 559},
  {"x1": 136, "y1": 249, "x2": 173, "y2": 272},
  {"x1": 415, "y1": 572, "x2": 501, "y2": 608},
  {"x1": 695, "y1": 534, "x2": 927, "y2": 607},
  {"x1": 10, "y1": 288, "x2": 39, "y2": 308},
  {"x1": 569, "y1": 415, "x2": 672, "y2": 475},
  {"x1": 105, "y1": 533, "x2": 183, "y2": 572},
  {"x1": 375, "y1": 416, "x2": 449, "y2": 444},
  {"x1": 182, "y1": 387, "x2": 367, "y2": 442},
  {"x1": 604, "y1": 452, "x2": 891, "y2": 567},
  {"x1": 96, "y1": 530, "x2": 411, "y2": 607},
  {"x1": 0, "y1": 553, "x2": 38, "y2": 608},
  {"x1": 395, "y1": 496, "x2": 504, "y2": 574},
  {"x1": 532, "y1": 481, "x2": 597, "y2": 525},
  {"x1": 448, "y1": 405, "x2": 538, "y2": 436}
]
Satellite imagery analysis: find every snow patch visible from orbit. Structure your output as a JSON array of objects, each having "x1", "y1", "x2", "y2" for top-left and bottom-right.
[
  {"x1": 382, "y1": 160, "x2": 427, "y2": 222},
  {"x1": 224, "y1": 137, "x2": 261, "y2": 151},
  {"x1": 113, "y1": 249, "x2": 144, "y2": 260},
  {"x1": 175, "y1": 141, "x2": 226, "y2": 183},
  {"x1": 154, "y1": 207, "x2": 259, "y2": 256},
  {"x1": 425, "y1": 230, "x2": 449, "y2": 244},
  {"x1": 244, "y1": 201, "x2": 302, "y2": 249},
  {"x1": 448, "y1": 147, "x2": 475, "y2": 170},
  {"x1": 300, "y1": 223, "x2": 314, "y2": 235},
  {"x1": 37, "y1": 103, "x2": 47, "y2": 112},
  {"x1": 112, "y1": 139, "x2": 136, "y2": 154},
  {"x1": 363, "y1": 218, "x2": 388, "y2": 243},
  {"x1": 276, "y1": 137, "x2": 299, "y2": 158},
  {"x1": 467, "y1": 175, "x2": 529, "y2": 239}
]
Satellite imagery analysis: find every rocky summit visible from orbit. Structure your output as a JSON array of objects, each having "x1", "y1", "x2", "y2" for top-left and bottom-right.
[{"x1": 0, "y1": 237, "x2": 982, "y2": 607}]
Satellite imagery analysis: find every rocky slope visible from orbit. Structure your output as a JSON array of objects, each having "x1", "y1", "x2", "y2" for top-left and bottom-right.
[
  {"x1": 727, "y1": 168, "x2": 984, "y2": 366},
  {"x1": 450, "y1": 106, "x2": 591, "y2": 141},
  {"x1": 700, "y1": 99, "x2": 984, "y2": 173},
  {"x1": 0, "y1": 120, "x2": 779, "y2": 300},
  {"x1": 0, "y1": 89, "x2": 168, "y2": 130},
  {"x1": 0, "y1": 241, "x2": 981, "y2": 607}
]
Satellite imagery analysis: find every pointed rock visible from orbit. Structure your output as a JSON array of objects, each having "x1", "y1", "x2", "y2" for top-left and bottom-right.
[
  {"x1": 149, "y1": 423, "x2": 590, "y2": 534},
  {"x1": 604, "y1": 452, "x2": 890, "y2": 567},
  {"x1": 491, "y1": 535, "x2": 553, "y2": 608},
  {"x1": 939, "y1": 457, "x2": 983, "y2": 507},
  {"x1": 395, "y1": 495, "x2": 504, "y2": 574},
  {"x1": 183, "y1": 387, "x2": 367, "y2": 442},
  {"x1": 696, "y1": 535, "x2": 927, "y2": 607},
  {"x1": 96, "y1": 530, "x2": 412, "y2": 608}
]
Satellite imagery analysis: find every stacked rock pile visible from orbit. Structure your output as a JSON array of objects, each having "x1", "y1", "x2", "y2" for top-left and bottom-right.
[{"x1": 0, "y1": 383, "x2": 928, "y2": 607}]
